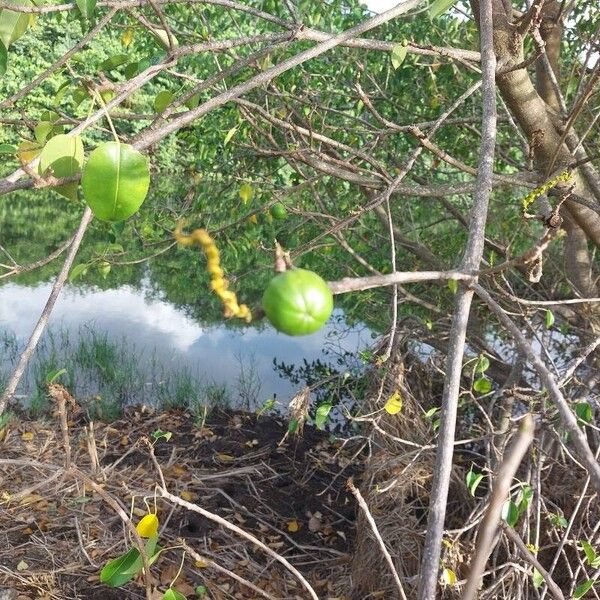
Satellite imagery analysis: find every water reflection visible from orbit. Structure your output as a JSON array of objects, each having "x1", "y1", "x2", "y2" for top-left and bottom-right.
[{"x1": 0, "y1": 282, "x2": 372, "y2": 408}]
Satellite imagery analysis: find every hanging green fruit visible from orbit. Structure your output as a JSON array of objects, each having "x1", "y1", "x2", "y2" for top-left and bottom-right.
[
  {"x1": 82, "y1": 142, "x2": 150, "y2": 222},
  {"x1": 269, "y1": 202, "x2": 287, "y2": 220},
  {"x1": 262, "y1": 269, "x2": 333, "y2": 336}
]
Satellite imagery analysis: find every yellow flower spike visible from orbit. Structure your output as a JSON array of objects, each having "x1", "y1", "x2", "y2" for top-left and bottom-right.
[
  {"x1": 173, "y1": 223, "x2": 252, "y2": 323},
  {"x1": 136, "y1": 513, "x2": 159, "y2": 538}
]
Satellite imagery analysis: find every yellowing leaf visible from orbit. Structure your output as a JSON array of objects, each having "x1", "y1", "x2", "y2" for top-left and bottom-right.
[
  {"x1": 21, "y1": 431, "x2": 34, "y2": 441},
  {"x1": 239, "y1": 183, "x2": 253, "y2": 204},
  {"x1": 246, "y1": 214, "x2": 258, "y2": 225},
  {"x1": 441, "y1": 568, "x2": 457, "y2": 585},
  {"x1": 384, "y1": 390, "x2": 403, "y2": 415},
  {"x1": 194, "y1": 558, "x2": 209, "y2": 568},
  {"x1": 135, "y1": 513, "x2": 159, "y2": 538},
  {"x1": 287, "y1": 520, "x2": 300, "y2": 533},
  {"x1": 216, "y1": 453, "x2": 234, "y2": 463},
  {"x1": 224, "y1": 126, "x2": 238, "y2": 146},
  {"x1": 16, "y1": 560, "x2": 28, "y2": 571},
  {"x1": 180, "y1": 490, "x2": 198, "y2": 502},
  {"x1": 121, "y1": 27, "x2": 134, "y2": 47},
  {"x1": 17, "y1": 140, "x2": 42, "y2": 164}
]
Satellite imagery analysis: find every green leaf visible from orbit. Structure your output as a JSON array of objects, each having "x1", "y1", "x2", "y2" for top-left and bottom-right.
[
  {"x1": 391, "y1": 42, "x2": 407, "y2": 69},
  {"x1": 34, "y1": 122, "x2": 54, "y2": 145},
  {"x1": 473, "y1": 377, "x2": 492, "y2": 394},
  {"x1": 100, "y1": 536, "x2": 159, "y2": 587},
  {"x1": 428, "y1": 0, "x2": 458, "y2": 18},
  {"x1": 69, "y1": 263, "x2": 89, "y2": 283},
  {"x1": 82, "y1": 142, "x2": 150, "y2": 222},
  {"x1": 0, "y1": 0, "x2": 32, "y2": 48},
  {"x1": 151, "y1": 429, "x2": 172, "y2": 442},
  {"x1": 545, "y1": 309, "x2": 555, "y2": 329},
  {"x1": 502, "y1": 500, "x2": 520, "y2": 527},
  {"x1": 573, "y1": 580, "x2": 594, "y2": 599},
  {"x1": 575, "y1": 401, "x2": 593, "y2": 425},
  {"x1": 100, "y1": 54, "x2": 129, "y2": 71},
  {"x1": 0, "y1": 143, "x2": 16, "y2": 154},
  {"x1": 532, "y1": 568, "x2": 544, "y2": 589},
  {"x1": 548, "y1": 513, "x2": 568, "y2": 528},
  {"x1": 447, "y1": 278, "x2": 458, "y2": 294},
  {"x1": 465, "y1": 468, "x2": 484, "y2": 497},
  {"x1": 195, "y1": 586, "x2": 207, "y2": 597},
  {"x1": 0, "y1": 41, "x2": 6, "y2": 75},
  {"x1": 39, "y1": 134, "x2": 84, "y2": 201},
  {"x1": 224, "y1": 126, "x2": 238, "y2": 146},
  {"x1": 475, "y1": 355, "x2": 490, "y2": 374},
  {"x1": 516, "y1": 485, "x2": 533, "y2": 513},
  {"x1": 75, "y1": 0, "x2": 96, "y2": 20},
  {"x1": 46, "y1": 368, "x2": 67, "y2": 384},
  {"x1": 580, "y1": 541, "x2": 600, "y2": 567},
  {"x1": 154, "y1": 90, "x2": 174, "y2": 114},
  {"x1": 288, "y1": 418, "x2": 298, "y2": 435},
  {"x1": 184, "y1": 93, "x2": 200, "y2": 110},
  {"x1": 315, "y1": 403, "x2": 332, "y2": 429},
  {"x1": 163, "y1": 590, "x2": 187, "y2": 600}
]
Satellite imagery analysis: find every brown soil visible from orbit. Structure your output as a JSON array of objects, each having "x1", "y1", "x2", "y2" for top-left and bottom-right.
[{"x1": 0, "y1": 406, "x2": 362, "y2": 600}]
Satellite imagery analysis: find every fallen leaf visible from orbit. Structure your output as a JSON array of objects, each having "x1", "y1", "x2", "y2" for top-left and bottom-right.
[
  {"x1": 287, "y1": 520, "x2": 300, "y2": 533},
  {"x1": 180, "y1": 490, "x2": 198, "y2": 502},
  {"x1": 21, "y1": 432, "x2": 34, "y2": 441},
  {"x1": 16, "y1": 560, "x2": 28, "y2": 571},
  {"x1": 194, "y1": 558, "x2": 209, "y2": 568},
  {"x1": 216, "y1": 453, "x2": 234, "y2": 463}
]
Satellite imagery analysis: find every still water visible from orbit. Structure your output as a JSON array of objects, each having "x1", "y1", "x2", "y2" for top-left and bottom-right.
[{"x1": 0, "y1": 280, "x2": 372, "y2": 410}]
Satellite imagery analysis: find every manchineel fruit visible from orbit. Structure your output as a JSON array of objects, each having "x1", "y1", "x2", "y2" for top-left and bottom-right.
[{"x1": 262, "y1": 268, "x2": 333, "y2": 336}]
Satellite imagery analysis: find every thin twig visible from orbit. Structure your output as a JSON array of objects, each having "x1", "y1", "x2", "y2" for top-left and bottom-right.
[
  {"x1": 461, "y1": 415, "x2": 535, "y2": 600},
  {"x1": 348, "y1": 478, "x2": 408, "y2": 600}
]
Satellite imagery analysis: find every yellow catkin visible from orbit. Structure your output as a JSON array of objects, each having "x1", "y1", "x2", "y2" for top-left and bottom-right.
[
  {"x1": 174, "y1": 224, "x2": 252, "y2": 323},
  {"x1": 522, "y1": 171, "x2": 572, "y2": 213}
]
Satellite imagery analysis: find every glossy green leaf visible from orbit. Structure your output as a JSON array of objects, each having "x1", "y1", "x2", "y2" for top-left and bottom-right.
[
  {"x1": 0, "y1": 0, "x2": 32, "y2": 48},
  {"x1": 39, "y1": 134, "x2": 84, "y2": 201},
  {"x1": 82, "y1": 142, "x2": 150, "y2": 222},
  {"x1": 100, "y1": 54, "x2": 129, "y2": 71},
  {"x1": 575, "y1": 401, "x2": 592, "y2": 424},
  {"x1": 573, "y1": 580, "x2": 594, "y2": 599},
  {"x1": 34, "y1": 122, "x2": 54, "y2": 144},
  {"x1": 0, "y1": 41, "x2": 6, "y2": 75},
  {"x1": 163, "y1": 589, "x2": 187, "y2": 600},
  {"x1": 315, "y1": 403, "x2": 332, "y2": 429},
  {"x1": 100, "y1": 536, "x2": 159, "y2": 587},
  {"x1": 75, "y1": 0, "x2": 96, "y2": 20},
  {"x1": 532, "y1": 568, "x2": 544, "y2": 589},
  {"x1": 466, "y1": 468, "x2": 484, "y2": 497},
  {"x1": 391, "y1": 42, "x2": 407, "y2": 69},
  {"x1": 184, "y1": 93, "x2": 200, "y2": 110},
  {"x1": 428, "y1": 0, "x2": 458, "y2": 18},
  {"x1": 545, "y1": 309, "x2": 555, "y2": 329},
  {"x1": 502, "y1": 500, "x2": 520, "y2": 527},
  {"x1": 581, "y1": 541, "x2": 600, "y2": 567},
  {"x1": 0, "y1": 143, "x2": 16, "y2": 154},
  {"x1": 475, "y1": 355, "x2": 490, "y2": 374},
  {"x1": 69, "y1": 263, "x2": 89, "y2": 283},
  {"x1": 154, "y1": 90, "x2": 174, "y2": 114},
  {"x1": 288, "y1": 418, "x2": 298, "y2": 435},
  {"x1": 473, "y1": 377, "x2": 492, "y2": 394}
]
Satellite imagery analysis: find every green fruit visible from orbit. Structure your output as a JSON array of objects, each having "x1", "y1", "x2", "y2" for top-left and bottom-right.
[
  {"x1": 82, "y1": 142, "x2": 150, "y2": 222},
  {"x1": 269, "y1": 202, "x2": 287, "y2": 220},
  {"x1": 262, "y1": 269, "x2": 333, "y2": 336}
]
